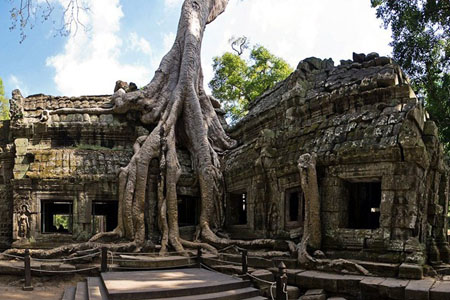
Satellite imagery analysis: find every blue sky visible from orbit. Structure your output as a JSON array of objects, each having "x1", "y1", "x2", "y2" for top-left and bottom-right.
[{"x1": 0, "y1": 0, "x2": 393, "y2": 98}]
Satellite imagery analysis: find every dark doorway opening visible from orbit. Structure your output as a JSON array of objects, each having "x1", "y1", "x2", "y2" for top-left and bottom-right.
[
  {"x1": 285, "y1": 188, "x2": 305, "y2": 228},
  {"x1": 227, "y1": 192, "x2": 247, "y2": 226},
  {"x1": 41, "y1": 201, "x2": 73, "y2": 234},
  {"x1": 178, "y1": 196, "x2": 199, "y2": 227},
  {"x1": 92, "y1": 201, "x2": 118, "y2": 234},
  {"x1": 347, "y1": 182, "x2": 381, "y2": 229}
]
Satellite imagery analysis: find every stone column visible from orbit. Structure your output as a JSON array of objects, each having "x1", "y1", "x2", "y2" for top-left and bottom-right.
[{"x1": 298, "y1": 153, "x2": 321, "y2": 250}]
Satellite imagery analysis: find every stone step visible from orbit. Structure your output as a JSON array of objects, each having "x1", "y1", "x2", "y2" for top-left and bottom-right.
[
  {"x1": 114, "y1": 255, "x2": 196, "y2": 269},
  {"x1": 150, "y1": 287, "x2": 261, "y2": 300},
  {"x1": 74, "y1": 281, "x2": 88, "y2": 300},
  {"x1": 101, "y1": 269, "x2": 253, "y2": 300},
  {"x1": 218, "y1": 253, "x2": 297, "y2": 269},
  {"x1": 87, "y1": 277, "x2": 108, "y2": 300},
  {"x1": 62, "y1": 286, "x2": 76, "y2": 300}
]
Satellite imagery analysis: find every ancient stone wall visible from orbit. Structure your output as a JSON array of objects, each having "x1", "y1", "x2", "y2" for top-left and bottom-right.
[
  {"x1": 225, "y1": 53, "x2": 449, "y2": 264},
  {"x1": 0, "y1": 120, "x2": 14, "y2": 249},
  {"x1": 5, "y1": 92, "x2": 198, "y2": 247}
]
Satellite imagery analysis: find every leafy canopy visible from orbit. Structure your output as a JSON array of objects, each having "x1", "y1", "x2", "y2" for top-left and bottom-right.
[
  {"x1": 209, "y1": 41, "x2": 293, "y2": 122},
  {"x1": 371, "y1": 0, "x2": 450, "y2": 153},
  {"x1": 0, "y1": 78, "x2": 9, "y2": 121}
]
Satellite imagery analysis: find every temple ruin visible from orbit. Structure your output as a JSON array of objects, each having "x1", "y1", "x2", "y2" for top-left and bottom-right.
[{"x1": 0, "y1": 53, "x2": 448, "y2": 278}]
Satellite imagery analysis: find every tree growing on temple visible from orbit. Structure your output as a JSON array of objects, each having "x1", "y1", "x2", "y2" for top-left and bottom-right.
[
  {"x1": 371, "y1": 0, "x2": 450, "y2": 153},
  {"x1": 14, "y1": 0, "x2": 278, "y2": 256}
]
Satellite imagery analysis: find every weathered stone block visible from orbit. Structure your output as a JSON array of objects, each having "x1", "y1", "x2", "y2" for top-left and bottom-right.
[
  {"x1": 399, "y1": 263, "x2": 423, "y2": 280},
  {"x1": 379, "y1": 278, "x2": 409, "y2": 300},
  {"x1": 405, "y1": 278, "x2": 435, "y2": 300},
  {"x1": 360, "y1": 277, "x2": 385, "y2": 299},
  {"x1": 430, "y1": 281, "x2": 450, "y2": 300},
  {"x1": 300, "y1": 289, "x2": 326, "y2": 300},
  {"x1": 14, "y1": 138, "x2": 28, "y2": 155}
]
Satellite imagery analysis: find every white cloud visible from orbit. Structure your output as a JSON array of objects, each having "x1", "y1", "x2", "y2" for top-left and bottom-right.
[
  {"x1": 201, "y1": 0, "x2": 393, "y2": 92},
  {"x1": 8, "y1": 75, "x2": 29, "y2": 96},
  {"x1": 128, "y1": 32, "x2": 152, "y2": 56},
  {"x1": 164, "y1": 0, "x2": 183, "y2": 9},
  {"x1": 46, "y1": 0, "x2": 152, "y2": 96}
]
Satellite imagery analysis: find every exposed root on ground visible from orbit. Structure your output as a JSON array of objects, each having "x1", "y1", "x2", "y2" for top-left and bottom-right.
[
  {"x1": 294, "y1": 235, "x2": 370, "y2": 276},
  {"x1": 3, "y1": 241, "x2": 137, "y2": 259}
]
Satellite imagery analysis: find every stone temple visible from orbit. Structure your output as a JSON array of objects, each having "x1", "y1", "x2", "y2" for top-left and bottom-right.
[{"x1": 0, "y1": 52, "x2": 448, "y2": 278}]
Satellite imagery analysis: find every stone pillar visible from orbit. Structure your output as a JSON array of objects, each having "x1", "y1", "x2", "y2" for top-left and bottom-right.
[{"x1": 298, "y1": 153, "x2": 321, "y2": 250}]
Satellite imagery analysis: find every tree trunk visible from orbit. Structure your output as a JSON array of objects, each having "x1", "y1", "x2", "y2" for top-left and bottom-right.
[
  {"x1": 30, "y1": 0, "x2": 278, "y2": 256},
  {"x1": 298, "y1": 153, "x2": 321, "y2": 250}
]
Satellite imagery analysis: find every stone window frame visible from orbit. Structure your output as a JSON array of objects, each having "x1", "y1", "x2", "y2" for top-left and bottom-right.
[
  {"x1": 39, "y1": 198, "x2": 74, "y2": 235},
  {"x1": 343, "y1": 179, "x2": 382, "y2": 230},
  {"x1": 322, "y1": 163, "x2": 394, "y2": 250},
  {"x1": 225, "y1": 187, "x2": 251, "y2": 229},
  {"x1": 278, "y1": 173, "x2": 303, "y2": 231},
  {"x1": 284, "y1": 186, "x2": 305, "y2": 230},
  {"x1": 32, "y1": 190, "x2": 76, "y2": 237}
]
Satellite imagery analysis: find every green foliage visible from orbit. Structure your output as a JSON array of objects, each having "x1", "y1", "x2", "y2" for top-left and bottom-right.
[
  {"x1": 209, "y1": 44, "x2": 293, "y2": 122},
  {"x1": 54, "y1": 215, "x2": 70, "y2": 230},
  {"x1": 371, "y1": 0, "x2": 450, "y2": 153},
  {"x1": 0, "y1": 78, "x2": 10, "y2": 120}
]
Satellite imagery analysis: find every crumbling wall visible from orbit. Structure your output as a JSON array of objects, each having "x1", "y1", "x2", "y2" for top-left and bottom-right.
[
  {"x1": 0, "y1": 120, "x2": 14, "y2": 250},
  {"x1": 225, "y1": 53, "x2": 449, "y2": 264},
  {"x1": 7, "y1": 91, "x2": 198, "y2": 247}
]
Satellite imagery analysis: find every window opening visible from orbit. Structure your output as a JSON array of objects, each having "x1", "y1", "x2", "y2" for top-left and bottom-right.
[
  {"x1": 227, "y1": 192, "x2": 247, "y2": 225},
  {"x1": 92, "y1": 201, "x2": 118, "y2": 234},
  {"x1": 285, "y1": 188, "x2": 305, "y2": 228},
  {"x1": 41, "y1": 201, "x2": 73, "y2": 234},
  {"x1": 347, "y1": 182, "x2": 381, "y2": 229},
  {"x1": 178, "y1": 196, "x2": 199, "y2": 227}
]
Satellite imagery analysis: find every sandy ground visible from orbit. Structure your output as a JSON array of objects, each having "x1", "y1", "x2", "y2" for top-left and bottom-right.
[{"x1": 0, "y1": 274, "x2": 85, "y2": 300}]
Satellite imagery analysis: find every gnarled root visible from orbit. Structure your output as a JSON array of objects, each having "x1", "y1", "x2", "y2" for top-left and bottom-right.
[
  {"x1": 3, "y1": 241, "x2": 137, "y2": 259},
  {"x1": 294, "y1": 235, "x2": 370, "y2": 276},
  {"x1": 15, "y1": 0, "x2": 285, "y2": 257}
]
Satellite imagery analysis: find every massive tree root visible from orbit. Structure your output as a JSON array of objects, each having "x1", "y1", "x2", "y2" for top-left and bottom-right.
[{"x1": 25, "y1": 0, "x2": 277, "y2": 257}]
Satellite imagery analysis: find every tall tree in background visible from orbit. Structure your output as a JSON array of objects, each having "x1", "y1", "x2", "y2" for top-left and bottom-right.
[
  {"x1": 0, "y1": 78, "x2": 9, "y2": 120},
  {"x1": 371, "y1": 0, "x2": 450, "y2": 153},
  {"x1": 209, "y1": 39, "x2": 293, "y2": 122}
]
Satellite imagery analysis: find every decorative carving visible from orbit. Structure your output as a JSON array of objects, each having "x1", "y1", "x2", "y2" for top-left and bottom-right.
[{"x1": 17, "y1": 204, "x2": 31, "y2": 239}]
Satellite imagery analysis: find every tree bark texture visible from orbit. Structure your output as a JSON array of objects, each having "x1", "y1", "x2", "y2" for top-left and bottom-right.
[
  {"x1": 40, "y1": 0, "x2": 277, "y2": 255},
  {"x1": 298, "y1": 153, "x2": 321, "y2": 250}
]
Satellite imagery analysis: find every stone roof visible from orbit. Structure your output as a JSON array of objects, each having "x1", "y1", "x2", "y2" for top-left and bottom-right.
[{"x1": 226, "y1": 53, "x2": 430, "y2": 177}]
